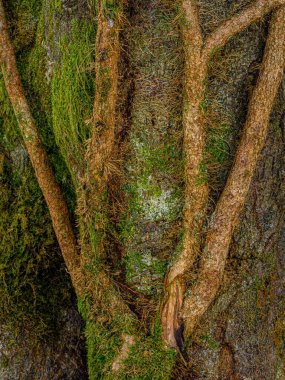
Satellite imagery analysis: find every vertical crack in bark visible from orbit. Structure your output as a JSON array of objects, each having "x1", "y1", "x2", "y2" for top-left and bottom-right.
[{"x1": 0, "y1": 0, "x2": 80, "y2": 281}]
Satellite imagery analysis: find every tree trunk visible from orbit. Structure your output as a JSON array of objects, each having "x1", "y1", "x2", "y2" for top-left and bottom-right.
[{"x1": 1, "y1": 0, "x2": 285, "y2": 379}]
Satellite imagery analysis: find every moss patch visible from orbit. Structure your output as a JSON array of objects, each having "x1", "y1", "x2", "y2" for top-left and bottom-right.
[
  {"x1": 51, "y1": 19, "x2": 96, "y2": 184},
  {"x1": 0, "y1": 83, "x2": 73, "y2": 344},
  {"x1": 0, "y1": 0, "x2": 76, "y2": 346},
  {"x1": 120, "y1": 0, "x2": 183, "y2": 296}
]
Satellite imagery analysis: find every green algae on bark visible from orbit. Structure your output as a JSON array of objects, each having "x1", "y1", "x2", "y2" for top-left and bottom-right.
[{"x1": 119, "y1": 0, "x2": 183, "y2": 296}]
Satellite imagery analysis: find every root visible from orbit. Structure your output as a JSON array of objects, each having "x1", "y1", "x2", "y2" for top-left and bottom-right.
[
  {"x1": 78, "y1": 0, "x2": 138, "y2": 367},
  {"x1": 0, "y1": 0, "x2": 80, "y2": 279},
  {"x1": 161, "y1": 0, "x2": 209, "y2": 348},
  {"x1": 79, "y1": 0, "x2": 124, "y2": 260},
  {"x1": 203, "y1": 0, "x2": 285, "y2": 60},
  {"x1": 162, "y1": 0, "x2": 285, "y2": 349},
  {"x1": 86, "y1": 0, "x2": 124, "y2": 188},
  {"x1": 182, "y1": 5, "x2": 285, "y2": 336}
]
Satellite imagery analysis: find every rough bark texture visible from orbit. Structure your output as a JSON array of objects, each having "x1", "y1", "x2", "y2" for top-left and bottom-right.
[
  {"x1": 0, "y1": 307, "x2": 87, "y2": 380},
  {"x1": 87, "y1": 0, "x2": 123, "y2": 186},
  {"x1": 182, "y1": 5, "x2": 285, "y2": 336},
  {"x1": 162, "y1": 0, "x2": 208, "y2": 349},
  {"x1": 162, "y1": 0, "x2": 285, "y2": 349},
  {"x1": 174, "y1": 1, "x2": 285, "y2": 376},
  {"x1": 0, "y1": 0, "x2": 79, "y2": 278},
  {"x1": 181, "y1": 76, "x2": 285, "y2": 380},
  {"x1": 1, "y1": 0, "x2": 285, "y2": 378},
  {"x1": 118, "y1": 0, "x2": 183, "y2": 296}
]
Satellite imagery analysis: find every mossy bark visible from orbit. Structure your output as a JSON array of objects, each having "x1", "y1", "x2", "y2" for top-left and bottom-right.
[
  {"x1": 0, "y1": 0, "x2": 80, "y2": 279},
  {"x1": 181, "y1": 4, "x2": 285, "y2": 337},
  {"x1": 0, "y1": 1, "x2": 87, "y2": 378},
  {"x1": 1, "y1": 0, "x2": 285, "y2": 379}
]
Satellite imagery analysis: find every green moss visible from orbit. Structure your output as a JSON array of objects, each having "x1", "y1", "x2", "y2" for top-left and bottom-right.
[
  {"x1": 103, "y1": 0, "x2": 121, "y2": 19},
  {"x1": 122, "y1": 319, "x2": 176, "y2": 380},
  {"x1": 133, "y1": 138, "x2": 182, "y2": 177},
  {"x1": 2, "y1": 1, "x2": 179, "y2": 377},
  {"x1": 0, "y1": 0, "x2": 76, "y2": 346},
  {"x1": 77, "y1": 270, "x2": 140, "y2": 380},
  {"x1": 24, "y1": 4, "x2": 77, "y2": 208},
  {"x1": 199, "y1": 334, "x2": 220, "y2": 350},
  {"x1": 206, "y1": 123, "x2": 231, "y2": 166},
  {"x1": 51, "y1": 19, "x2": 96, "y2": 184},
  {"x1": 200, "y1": 94, "x2": 210, "y2": 114},
  {"x1": 6, "y1": 0, "x2": 42, "y2": 52},
  {"x1": 124, "y1": 250, "x2": 167, "y2": 292},
  {"x1": 78, "y1": 296, "x2": 123, "y2": 379},
  {"x1": 195, "y1": 161, "x2": 209, "y2": 186},
  {"x1": 0, "y1": 145, "x2": 73, "y2": 343},
  {"x1": 78, "y1": 293, "x2": 176, "y2": 380}
]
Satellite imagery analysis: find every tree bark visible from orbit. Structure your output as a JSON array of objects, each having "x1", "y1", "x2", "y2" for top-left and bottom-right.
[
  {"x1": 2, "y1": 0, "x2": 285, "y2": 378},
  {"x1": 0, "y1": 0, "x2": 80, "y2": 279},
  {"x1": 182, "y1": 5, "x2": 285, "y2": 337},
  {"x1": 162, "y1": 0, "x2": 209, "y2": 349},
  {"x1": 162, "y1": 0, "x2": 285, "y2": 348}
]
